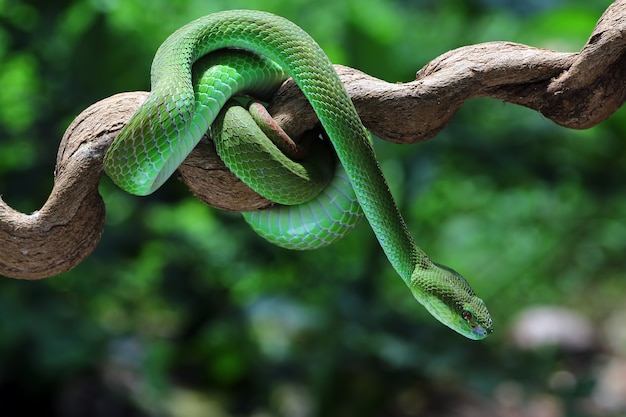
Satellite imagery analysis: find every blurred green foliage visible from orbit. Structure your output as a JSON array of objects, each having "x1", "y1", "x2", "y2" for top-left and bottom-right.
[{"x1": 1, "y1": 0, "x2": 624, "y2": 416}]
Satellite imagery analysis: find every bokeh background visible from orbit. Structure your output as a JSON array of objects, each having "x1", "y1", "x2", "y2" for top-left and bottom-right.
[{"x1": 1, "y1": 0, "x2": 625, "y2": 416}]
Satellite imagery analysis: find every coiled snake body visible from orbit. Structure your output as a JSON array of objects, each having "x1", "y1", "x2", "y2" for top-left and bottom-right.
[{"x1": 104, "y1": 10, "x2": 493, "y2": 339}]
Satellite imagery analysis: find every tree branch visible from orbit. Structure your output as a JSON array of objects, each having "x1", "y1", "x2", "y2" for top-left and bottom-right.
[{"x1": 2, "y1": 0, "x2": 625, "y2": 279}]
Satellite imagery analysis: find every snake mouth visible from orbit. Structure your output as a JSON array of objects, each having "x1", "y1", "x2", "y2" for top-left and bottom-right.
[{"x1": 471, "y1": 324, "x2": 493, "y2": 339}]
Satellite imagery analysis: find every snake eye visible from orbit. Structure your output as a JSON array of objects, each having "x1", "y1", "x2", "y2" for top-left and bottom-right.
[{"x1": 462, "y1": 310, "x2": 473, "y2": 322}]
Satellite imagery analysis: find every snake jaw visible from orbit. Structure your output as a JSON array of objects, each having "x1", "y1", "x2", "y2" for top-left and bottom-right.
[
  {"x1": 418, "y1": 295, "x2": 492, "y2": 340},
  {"x1": 470, "y1": 325, "x2": 491, "y2": 339}
]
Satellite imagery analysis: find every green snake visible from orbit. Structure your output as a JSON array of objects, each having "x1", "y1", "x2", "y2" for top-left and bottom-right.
[{"x1": 103, "y1": 10, "x2": 493, "y2": 340}]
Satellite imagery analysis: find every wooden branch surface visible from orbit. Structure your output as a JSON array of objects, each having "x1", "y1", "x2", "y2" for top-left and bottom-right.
[{"x1": 2, "y1": 0, "x2": 625, "y2": 279}]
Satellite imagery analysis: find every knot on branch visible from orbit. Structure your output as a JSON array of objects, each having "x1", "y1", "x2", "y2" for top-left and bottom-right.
[{"x1": 2, "y1": 0, "x2": 626, "y2": 279}]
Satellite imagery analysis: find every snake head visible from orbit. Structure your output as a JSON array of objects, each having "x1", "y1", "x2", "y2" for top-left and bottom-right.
[{"x1": 411, "y1": 262, "x2": 493, "y2": 340}]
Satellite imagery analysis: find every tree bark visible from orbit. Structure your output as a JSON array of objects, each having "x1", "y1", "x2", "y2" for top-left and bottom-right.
[{"x1": 2, "y1": 0, "x2": 625, "y2": 279}]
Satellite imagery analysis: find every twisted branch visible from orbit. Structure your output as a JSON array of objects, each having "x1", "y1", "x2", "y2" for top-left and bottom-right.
[{"x1": 2, "y1": 1, "x2": 625, "y2": 279}]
